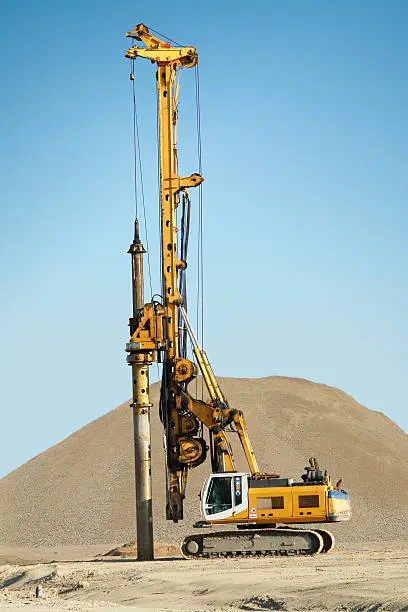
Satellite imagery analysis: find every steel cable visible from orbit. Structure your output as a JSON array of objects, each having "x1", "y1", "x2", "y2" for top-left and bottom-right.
[
  {"x1": 130, "y1": 60, "x2": 153, "y2": 300},
  {"x1": 195, "y1": 62, "x2": 204, "y2": 401}
]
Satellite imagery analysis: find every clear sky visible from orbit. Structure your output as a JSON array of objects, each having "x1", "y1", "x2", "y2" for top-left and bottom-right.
[{"x1": 1, "y1": 1, "x2": 407, "y2": 478}]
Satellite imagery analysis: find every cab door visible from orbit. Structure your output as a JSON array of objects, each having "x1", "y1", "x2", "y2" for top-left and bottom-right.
[
  {"x1": 203, "y1": 474, "x2": 248, "y2": 521},
  {"x1": 204, "y1": 475, "x2": 233, "y2": 520}
]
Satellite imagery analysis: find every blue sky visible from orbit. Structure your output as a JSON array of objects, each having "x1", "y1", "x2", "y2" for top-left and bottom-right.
[{"x1": 1, "y1": 1, "x2": 407, "y2": 478}]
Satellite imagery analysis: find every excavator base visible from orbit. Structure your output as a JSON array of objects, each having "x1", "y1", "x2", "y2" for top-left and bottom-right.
[{"x1": 181, "y1": 527, "x2": 334, "y2": 558}]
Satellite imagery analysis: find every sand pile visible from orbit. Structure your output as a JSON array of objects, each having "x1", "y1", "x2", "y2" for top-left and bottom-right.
[
  {"x1": 104, "y1": 541, "x2": 178, "y2": 558},
  {"x1": 0, "y1": 376, "x2": 406, "y2": 547}
]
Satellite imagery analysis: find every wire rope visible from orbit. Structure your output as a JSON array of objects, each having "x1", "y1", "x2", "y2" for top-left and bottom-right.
[
  {"x1": 131, "y1": 59, "x2": 160, "y2": 384},
  {"x1": 130, "y1": 60, "x2": 153, "y2": 300},
  {"x1": 131, "y1": 62, "x2": 139, "y2": 219},
  {"x1": 146, "y1": 25, "x2": 184, "y2": 48},
  {"x1": 195, "y1": 62, "x2": 204, "y2": 401},
  {"x1": 156, "y1": 75, "x2": 164, "y2": 304}
]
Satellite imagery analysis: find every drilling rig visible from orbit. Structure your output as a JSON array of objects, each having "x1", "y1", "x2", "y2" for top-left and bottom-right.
[{"x1": 125, "y1": 24, "x2": 351, "y2": 559}]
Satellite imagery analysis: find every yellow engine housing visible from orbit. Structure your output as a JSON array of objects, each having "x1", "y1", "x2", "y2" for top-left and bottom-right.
[{"x1": 201, "y1": 473, "x2": 351, "y2": 526}]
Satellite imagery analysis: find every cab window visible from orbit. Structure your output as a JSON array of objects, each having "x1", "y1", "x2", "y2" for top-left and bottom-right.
[{"x1": 206, "y1": 477, "x2": 232, "y2": 515}]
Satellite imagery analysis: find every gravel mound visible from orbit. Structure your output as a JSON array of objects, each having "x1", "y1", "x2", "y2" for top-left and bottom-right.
[{"x1": 0, "y1": 376, "x2": 406, "y2": 547}]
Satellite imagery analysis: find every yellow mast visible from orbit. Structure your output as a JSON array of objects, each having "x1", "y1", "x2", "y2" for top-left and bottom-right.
[
  {"x1": 125, "y1": 25, "x2": 268, "y2": 523},
  {"x1": 126, "y1": 25, "x2": 204, "y2": 520}
]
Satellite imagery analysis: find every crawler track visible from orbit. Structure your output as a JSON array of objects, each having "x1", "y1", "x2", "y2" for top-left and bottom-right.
[
  {"x1": 312, "y1": 529, "x2": 335, "y2": 553},
  {"x1": 181, "y1": 528, "x2": 332, "y2": 558}
]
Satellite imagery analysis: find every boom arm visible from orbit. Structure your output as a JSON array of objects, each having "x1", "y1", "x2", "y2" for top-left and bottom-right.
[
  {"x1": 125, "y1": 25, "x2": 270, "y2": 522},
  {"x1": 179, "y1": 307, "x2": 260, "y2": 476}
]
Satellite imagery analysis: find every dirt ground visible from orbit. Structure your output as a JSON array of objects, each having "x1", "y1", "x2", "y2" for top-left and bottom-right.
[{"x1": 0, "y1": 541, "x2": 407, "y2": 611}]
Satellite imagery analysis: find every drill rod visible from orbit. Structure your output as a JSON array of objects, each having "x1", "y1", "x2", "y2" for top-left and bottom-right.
[{"x1": 128, "y1": 219, "x2": 154, "y2": 561}]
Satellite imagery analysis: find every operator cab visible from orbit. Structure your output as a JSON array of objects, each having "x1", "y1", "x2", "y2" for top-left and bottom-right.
[{"x1": 201, "y1": 473, "x2": 249, "y2": 520}]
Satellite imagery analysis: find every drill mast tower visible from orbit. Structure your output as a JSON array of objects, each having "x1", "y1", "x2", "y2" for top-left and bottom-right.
[{"x1": 125, "y1": 24, "x2": 260, "y2": 532}]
